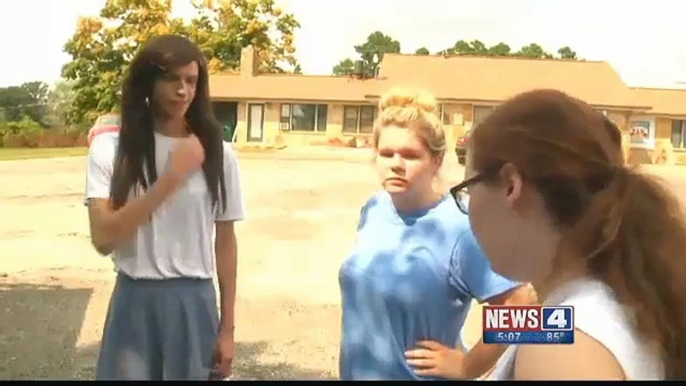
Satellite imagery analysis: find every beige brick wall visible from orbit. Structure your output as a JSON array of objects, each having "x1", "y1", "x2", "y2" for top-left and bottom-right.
[{"x1": 234, "y1": 101, "x2": 686, "y2": 165}]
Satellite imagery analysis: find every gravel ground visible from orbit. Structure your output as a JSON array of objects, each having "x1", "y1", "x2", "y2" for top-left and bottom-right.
[{"x1": 1, "y1": 150, "x2": 683, "y2": 380}]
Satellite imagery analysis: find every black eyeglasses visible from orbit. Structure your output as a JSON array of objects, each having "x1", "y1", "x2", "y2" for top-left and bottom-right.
[
  {"x1": 449, "y1": 174, "x2": 482, "y2": 214},
  {"x1": 449, "y1": 166, "x2": 501, "y2": 214}
]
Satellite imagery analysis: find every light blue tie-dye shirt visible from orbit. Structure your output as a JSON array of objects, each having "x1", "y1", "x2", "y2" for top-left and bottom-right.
[{"x1": 338, "y1": 191, "x2": 520, "y2": 380}]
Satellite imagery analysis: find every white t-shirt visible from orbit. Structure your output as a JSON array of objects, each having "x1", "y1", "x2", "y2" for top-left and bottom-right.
[
  {"x1": 487, "y1": 277, "x2": 664, "y2": 380},
  {"x1": 84, "y1": 132, "x2": 245, "y2": 280}
]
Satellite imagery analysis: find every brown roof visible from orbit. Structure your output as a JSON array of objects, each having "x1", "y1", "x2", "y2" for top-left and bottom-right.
[
  {"x1": 376, "y1": 54, "x2": 647, "y2": 109},
  {"x1": 631, "y1": 87, "x2": 686, "y2": 117},
  {"x1": 209, "y1": 73, "x2": 384, "y2": 103},
  {"x1": 208, "y1": 53, "x2": 675, "y2": 112}
]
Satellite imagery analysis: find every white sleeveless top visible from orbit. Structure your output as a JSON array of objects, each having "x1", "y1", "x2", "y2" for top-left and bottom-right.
[{"x1": 487, "y1": 277, "x2": 664, "y2": 380}]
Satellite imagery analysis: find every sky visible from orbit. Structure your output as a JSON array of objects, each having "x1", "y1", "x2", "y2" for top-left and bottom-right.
[{"x1": 1, "y1": 0, "x2": 686, "y2": 89}]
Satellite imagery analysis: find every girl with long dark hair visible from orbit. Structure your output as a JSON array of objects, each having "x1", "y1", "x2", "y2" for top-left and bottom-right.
[{"x1": 84, "y1": 34, "x2": 244, "y2": 380}]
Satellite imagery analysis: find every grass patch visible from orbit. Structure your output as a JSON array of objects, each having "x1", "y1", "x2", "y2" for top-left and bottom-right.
[{"x1": 0, "y1": 147, "x2": 88, "y2": 161}]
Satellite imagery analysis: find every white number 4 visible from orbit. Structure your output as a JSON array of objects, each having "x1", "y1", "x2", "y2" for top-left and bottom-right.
[{"x1": 547, "y1": 309, "x2": 567, "y2": 328}]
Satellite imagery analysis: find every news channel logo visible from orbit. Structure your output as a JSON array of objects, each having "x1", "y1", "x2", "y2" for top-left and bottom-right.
[{"x1": 482, "y1": 306, "x2": 574, "y2": 345}]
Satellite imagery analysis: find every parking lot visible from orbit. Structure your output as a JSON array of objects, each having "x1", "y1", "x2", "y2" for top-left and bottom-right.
[{"x1": 0, "y1": 149, "x2": 684, "y2": 379}]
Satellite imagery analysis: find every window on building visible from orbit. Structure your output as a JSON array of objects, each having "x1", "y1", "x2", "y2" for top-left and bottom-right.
[
  {"x1": 343, "y1": 107, "x2": 358, "y2": 133},
  {"x1": 343, "y1": 105, "x2": 377, "y2": 134},
  {"x1": 317, "y1": 105, "x2": 328, "y2": 132},
  {"x1": 628, "y1": 116, "x2": 655, "y2": 148},
  {"x1": 280, "y1": 103, "x2": 328, "y2": 132},
  {"x1": 437, "y1": 104, "x2": 452, "y2": 125},
  {"x1": 473, "y1": 105, "x2": 496, "y2": 128},
  {"x1": 280, "y1": 104, "x2": 291, "y2": 131},
  {"x1": 672, "y1": 120, "x2": 686, "y2": 149}
]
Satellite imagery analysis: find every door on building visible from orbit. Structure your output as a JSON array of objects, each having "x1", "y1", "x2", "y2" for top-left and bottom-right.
[
  {"x1": 247, "y1": 104, "x2": 264, "y2": 142},
  {"x1": 212, "y1": 101, "x2": 238, "y2": 142}
]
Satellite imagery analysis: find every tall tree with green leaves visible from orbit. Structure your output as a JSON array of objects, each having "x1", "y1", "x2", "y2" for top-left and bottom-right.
[
  {"x1": 438, "y1": 41, "x2": 579, "y2": 60},
  {"x1": 183, "y1": 0, "x2": 300, "y2": 73},
  {"x1": 487, "y1": 42, "x2": 511, "y2": 56},
  {"x1": 557, "y1": 46, "x2": 578, "y2": 60},
  {"x1": 0, "y1": 86, "x2": 33, "y2": 122},
  {"x1": 332, "y1": 58, "x2": 355, "y2": 76},
  {"x1": 440, "y1": 40, "x2": 489, "y2": 55},
  {"x1": 20, "y1": 82, "x2": 50, "y2": 127},
  {"x1": 0, "y1": 82, "x2": 50, "y2": 126},
  {"x1": 332, "y1": 31, "x2": 400, "y2": 76},
  {"x1": 515, "y1": 43, "x2": 553, "y2": 59},
  {"x1": 62, "y1": 0, "x2": 300, "y2": 125},
  {"x1": 46, "y1": 81, "x2": 78, "y2": 128},
  {"x1": 354, "y1": 31, "x2": 401, "y2": 75}
]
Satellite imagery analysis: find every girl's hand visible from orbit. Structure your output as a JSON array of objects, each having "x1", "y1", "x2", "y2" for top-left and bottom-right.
[{"x1": 405, "y1": 340, "x2": 466, "y2": 379}]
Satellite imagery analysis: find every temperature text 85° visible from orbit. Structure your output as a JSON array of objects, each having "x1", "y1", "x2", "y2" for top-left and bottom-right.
[{"x1": 547, "y1": 332, "x2": 565, "y2": 342}]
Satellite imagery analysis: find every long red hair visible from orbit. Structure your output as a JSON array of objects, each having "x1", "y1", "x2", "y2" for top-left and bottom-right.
[{"x1": 471, "y1": 89, "x2": 686, "y2": 379}]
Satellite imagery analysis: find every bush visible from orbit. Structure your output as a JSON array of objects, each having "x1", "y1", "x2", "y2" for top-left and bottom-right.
[
  {"x1": 0, "y1": 117, "x2": 43, "y2": 136},
  {"x1": 0, "y1": 118, "x2": 87, "y2": 148},
  {"x1": 37, "y1": 127, "x2": 88, "y2": 147},
  {"x1": 0, "y1": 118, "x2": 43, "y2": 147}
]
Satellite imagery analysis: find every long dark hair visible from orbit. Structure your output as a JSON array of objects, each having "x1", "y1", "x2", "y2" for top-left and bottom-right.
[{"x1": 110, "y1": 34, "x2": 226, "y2": 212}]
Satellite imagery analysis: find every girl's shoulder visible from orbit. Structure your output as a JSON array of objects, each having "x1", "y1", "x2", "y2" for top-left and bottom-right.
[{"x1": 545, "y1": 278, "x2": 664, "y2": 380}]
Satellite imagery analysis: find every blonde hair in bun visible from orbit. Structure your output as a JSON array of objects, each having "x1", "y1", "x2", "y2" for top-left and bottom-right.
[{"x1": 374, "y1": 87, "x2": 446, "y2": 158}]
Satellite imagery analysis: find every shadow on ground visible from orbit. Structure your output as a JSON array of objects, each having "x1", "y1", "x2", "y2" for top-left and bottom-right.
[
  {"x1": 0, "y1": 281, "x2": 332, "y2": 380},
  {"x1": 73, "y1": 340, "x2": 333, "y2": 380},
  {"x1": 0, "y1": 282, "x2": 94, "y2": 380},
  {"x1": 233, "y1": 340, "x2": 335, "y2": 380}
]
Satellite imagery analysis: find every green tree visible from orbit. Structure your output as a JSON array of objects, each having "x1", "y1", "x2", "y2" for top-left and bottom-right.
[
  {"x1": 332, "y1": 31, "x2": 400, "y2": 76},
  {"x1": 0, "y1": 86, "x2": 31, "y2": 122},
  {"x1": 415, "y1": 47, "x2": 430, "y2": 55},
  {"x1": 46, "y1": 81, "x2": 78, "y2": 128},
  {"x1": 0, "y1": 82, "x2": 50, "y2": 126},
  {"x1": 515, "y1": 43, "x2": 553, "y2": 59},
  {"x1": 438, "y1": 41, "x2": 579, "y2": 60},
  {"x1": 62, "y1": 0, "x2": 300, "y2": 126},
  {"x1": 557, "y1": 46, "x2": 577, "y2": 60},
  {"x1": 182, "y1": 0, "x2": 299, "y2": 73},
  {"x1": 21, "y1": 82, "x2": 49, "y2": 106},
  {"x1": 332, "y1": 58, "x2": 355, "y2": 76},
  {"x1": 355, "y1": 31, "x2": 400, "y2": 75},
  {"x1": 440, "y1": 40, "x2": 489, "y2": 55},
  {"x1": 469, "y1": 40, "x2": 488, "y2": 54},
  {"x1": 488, "y1": 42, "x2": 511, "y2": 56},
  {"x1": 20, "y1": 81, "x2": 50, "y2": 126},
  {"x1": 452, "y1": 40, "x2": 473, "y2": 54}
]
